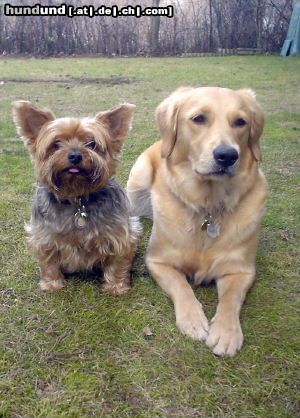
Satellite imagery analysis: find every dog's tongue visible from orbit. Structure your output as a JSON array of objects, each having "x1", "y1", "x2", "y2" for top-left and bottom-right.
[{"x1": 69, "y1": 168, "x2": 80, "y2": 174}]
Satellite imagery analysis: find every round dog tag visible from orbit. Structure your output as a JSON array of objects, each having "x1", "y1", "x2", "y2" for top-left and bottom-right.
[
  {"x1": 74, "y1": 211, "x2": 87, "y2": 228},
  {"x1": 207, "y1": 221, "x2": 219, "y2": 238}
]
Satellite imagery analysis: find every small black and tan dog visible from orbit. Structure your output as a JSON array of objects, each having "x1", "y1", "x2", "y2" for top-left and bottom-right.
[{"x1": 13, "y1": 101, "x2": 141, "y2": 294}]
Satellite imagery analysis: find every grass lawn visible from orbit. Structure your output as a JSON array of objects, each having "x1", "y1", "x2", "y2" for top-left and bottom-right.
[{"x1": 0, "y1": 56, "x2": 299, "y2": 418}]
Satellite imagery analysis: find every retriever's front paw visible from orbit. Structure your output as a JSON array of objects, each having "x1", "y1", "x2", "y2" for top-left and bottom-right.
[
  {"x1": 175, "y1": 301, "x2": 209, "y2": 341},
  {"x1": 206, "y1": 315, "x2": 243, "y2": 357}
]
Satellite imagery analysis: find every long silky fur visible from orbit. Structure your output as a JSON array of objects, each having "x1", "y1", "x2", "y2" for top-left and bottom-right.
[{"x1": 26, "y1": 178, "x2": 141, "y2": 273}]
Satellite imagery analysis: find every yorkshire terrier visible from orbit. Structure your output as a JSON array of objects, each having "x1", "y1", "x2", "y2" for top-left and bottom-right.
[{"x1": 13, "y1": 101, "x2": 141, "y2": 294}]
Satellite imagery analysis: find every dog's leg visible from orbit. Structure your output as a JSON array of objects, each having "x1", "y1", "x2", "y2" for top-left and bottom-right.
[
  {"x1": 102, "y1": 252, "x2": 133, "y2": 296},
  {"x1": 206, "y1": 272, "x2": 255, "y2": 356},
  {"x1": 147, "y1": 259, "x2": 209, "y2": 340},
  {"x1": 39, "y1": 254, "x2": 65, "y2": 291}
]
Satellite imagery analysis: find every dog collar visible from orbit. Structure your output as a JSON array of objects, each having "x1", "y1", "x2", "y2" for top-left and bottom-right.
[{"x1": 52, "y1": 195, "x2": 88, "y2": 228}]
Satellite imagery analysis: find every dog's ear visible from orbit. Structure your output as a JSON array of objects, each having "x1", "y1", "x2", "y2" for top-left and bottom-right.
[
  {"x1": 237, "y1": 89, "x2": 264, "y2": 162},
  {"x1": 156, "y1": 87, "x2": 193, "y2": 158},
  {"x1": 12, "y1": 101, "x2": 55, "y2": 154},
  {"x1": 156, "y1": 95, "x2": 180, "y2": 158},
  {"x1": 96, "y1": 103, "x2": 135, "y2": 154}
]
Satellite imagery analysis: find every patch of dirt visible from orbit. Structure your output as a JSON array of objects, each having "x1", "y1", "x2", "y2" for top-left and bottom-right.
[
  {"x1": 274, "y1": 159, "x2": 300, "y2": 177},
  {"x1": 161, "y1": 406, "x2": 206, "y2": 417},
  {"x1": 0, "y1": 288, "x2": 19, "y2": 308},
  {"x1": 278, "y1": 121, "x2": 300, "y2": 130},
  {"x1": 279, "y1": 228, "x2": 296, "y2": 242},
  {"x1": 0, "y1": 76, "x2": 137, "y2": 85}
]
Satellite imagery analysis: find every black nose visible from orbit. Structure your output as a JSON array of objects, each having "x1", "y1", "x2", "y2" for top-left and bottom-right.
[
  {"x1": 213, "y1": 145, "x2": 239, "y2": 167},
  {"x1": 68, "y1": 150, "x2": 82, "y2": 165}
]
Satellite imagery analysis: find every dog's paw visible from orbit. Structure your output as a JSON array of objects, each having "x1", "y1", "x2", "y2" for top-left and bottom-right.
[
  {"x1": 206, "y1": 315, "x2": 243, "y2": 357},
  {"x1": 102, "y1": 282, "x2": 131, "y2": 296},
  {"x1": 39, "y1": 278, "x2": 66, "y2": 291},
  {"x1": 175, "y1": 301, "x2": 209, "y2": 341}
]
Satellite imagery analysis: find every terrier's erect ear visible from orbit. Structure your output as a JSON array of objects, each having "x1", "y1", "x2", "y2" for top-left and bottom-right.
[
  {"x1": 12, "y1": 101, "x2": 55, "y2": 153},
  {"x1": 96, "y1": 103, "x2": 135, "y2": 154},
  {"x1": 155, "y1": 87, "x2": 192, "y2": 158},
  {"x1": 237, "y1": 89, "x2": 265, "y2": 162}
]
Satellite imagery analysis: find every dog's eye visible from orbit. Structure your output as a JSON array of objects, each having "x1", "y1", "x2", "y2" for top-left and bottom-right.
[
  {"x1": 53, "y1": 142, "x2": 61, "y2": 151},
  {"x1": 234, "y1": 118, "x2": 247, "y2": 127},
  {"x1": 86, "y1": 140, "x2": 96, "y2": 150},
  {"x1": 192, "y1": 114, "x2": 207, "y2": 124}
]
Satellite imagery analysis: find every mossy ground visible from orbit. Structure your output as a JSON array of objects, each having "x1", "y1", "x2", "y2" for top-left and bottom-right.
[{"x1": 0, "y1": 56, "x2": 299, "y2": 417}]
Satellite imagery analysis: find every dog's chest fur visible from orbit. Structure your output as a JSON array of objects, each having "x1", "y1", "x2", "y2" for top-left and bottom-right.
[
  {"x1": 26, "y1": 179, "x2": 136, "y2": 272},
  {"x1": 149, "y1": 167, "x2": 267, "y2": 282}
]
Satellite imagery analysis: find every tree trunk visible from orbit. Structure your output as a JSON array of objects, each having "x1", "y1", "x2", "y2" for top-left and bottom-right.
[
  {"x1": 256, "y1": 0, "x2": 263, "y2": 49},
  {"x1": 209, "y1": 0, "x2": 213, "y2": 51},
  {"x1": 149, "y1": 0, "x2": 161, "y2": 55}
]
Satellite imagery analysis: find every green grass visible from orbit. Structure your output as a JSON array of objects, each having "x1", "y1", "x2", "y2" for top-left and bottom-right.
[{"x1": 0, "y1": 56, "x2": 299, "y2": 418}]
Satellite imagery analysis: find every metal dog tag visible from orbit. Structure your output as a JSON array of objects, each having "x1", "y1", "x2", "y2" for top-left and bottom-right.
[
  {"x1": 201, "y1": 219, "x2": 210, "y2": 231},
  {"x1": 207, "y1": 221, "x2": 219, "y2": 238},
  {"x1": 74, "y1": 211, "x2": 87, "y2": 228},
  {"x1": 74, "y1": 200, "x2": 88, "y2": 228},
  {"x1": 201, "y1": 216, "x2": 219, "y2": 238}
]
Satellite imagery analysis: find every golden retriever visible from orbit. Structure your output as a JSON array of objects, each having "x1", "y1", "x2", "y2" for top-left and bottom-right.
[{"x1": 127, "y1": 87, "x2": 267, "y2": 356}]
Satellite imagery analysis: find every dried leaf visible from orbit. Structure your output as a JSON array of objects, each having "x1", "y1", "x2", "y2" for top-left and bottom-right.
[
  {"x1": 279, "y1": 228, "x2": 294, "y2": 241},
  {"x1": 143, "y1": 325, "x2": 153, "y2": 338}
]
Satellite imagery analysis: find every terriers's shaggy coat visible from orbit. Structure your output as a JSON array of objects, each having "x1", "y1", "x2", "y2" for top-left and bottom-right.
[
  {"x1": 127, "y1": 87, "x2": 267, "y2": 356},
  {"x1": 13, "y1": 101, "x2": 140, "y2": 294}
]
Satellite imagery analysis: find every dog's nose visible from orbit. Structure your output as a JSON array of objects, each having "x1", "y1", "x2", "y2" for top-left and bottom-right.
[
  {"x1": 68, "y1": 150, "x2": 82, "y2": 165},
  {"x1": 213, "y1": 145, "x2": 239, "y2": 167}
]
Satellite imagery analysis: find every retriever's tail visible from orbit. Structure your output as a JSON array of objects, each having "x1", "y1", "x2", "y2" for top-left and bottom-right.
[{"x1": 126, "y1": 151, "x2": 153, "y2": 219}]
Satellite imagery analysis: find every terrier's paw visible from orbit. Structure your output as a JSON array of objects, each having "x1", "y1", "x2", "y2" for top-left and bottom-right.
[
  {"x1": 206, "y1": 315, "x2": 243, "y2": 357},
  {"x1": 39, "y1": 278, "x2": 66, "y2": 291},
  {"x1": 175, "y1": 301, "x2": 209, "y2": 341},
  {"x1": 102, "y1": 282, "x2": 131, "y2": 296}
]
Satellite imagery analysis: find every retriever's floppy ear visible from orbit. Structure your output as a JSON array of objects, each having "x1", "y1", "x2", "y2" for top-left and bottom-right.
[
  {"x1": 12, "y1": 101, "x2": 55, "y2": 154},
  {"x1": 237, "y1": 89, "x2": 264, "y2": 162},
  {"x1": 96, "y1": 103, "x2": 135, "y2": 154},
  {"x1": 156, "y1": 96, "x2": 179, "y2": 158},
  {"x1": 156, "y1": 87, "x2": 193, "y2": 158}
]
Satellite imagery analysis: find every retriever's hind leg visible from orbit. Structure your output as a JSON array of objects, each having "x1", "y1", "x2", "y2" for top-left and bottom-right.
[{"x1": 126, "y1": 152, "x2": 153, "y2": 218}]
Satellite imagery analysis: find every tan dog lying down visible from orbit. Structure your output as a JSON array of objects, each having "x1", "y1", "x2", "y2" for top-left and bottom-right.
[{"x1": 127, "y1": 87, "x2": 267, "y2": 356}]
